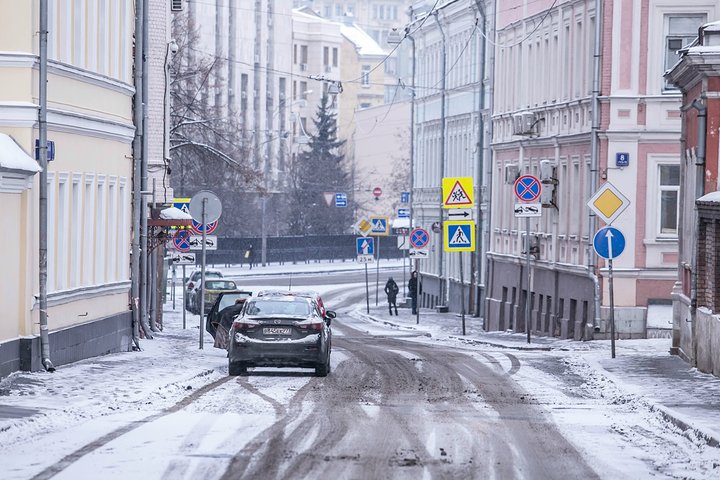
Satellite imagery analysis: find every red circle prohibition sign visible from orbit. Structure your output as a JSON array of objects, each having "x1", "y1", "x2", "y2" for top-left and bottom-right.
[
  {"x1": 173, "y1": 230, "x2": 192, "y2": 252},
  {"x1": 514, "y1": 175, "x2": 542, "y2": 202},
  {"x1": 410, "y1": 228, "x2": 430, "y2": 248}
]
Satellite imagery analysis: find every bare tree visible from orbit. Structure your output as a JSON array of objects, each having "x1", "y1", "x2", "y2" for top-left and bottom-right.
[{"x1": 168, "y1": 11, "x2": 261, "y2": 235}]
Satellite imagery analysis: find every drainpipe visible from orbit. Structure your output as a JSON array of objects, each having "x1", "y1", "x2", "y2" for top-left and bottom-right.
[
  {"x1": 587, "y1": 0, "x2": 603, "y2": 335},
  {"x1": 473, "y1": 0, "x2": 486, "y2": 318},
  {"x1": 433, "y1": 11, "x2": 448, "y2": 307},
  {"x1": 38, "y1": 0, "x2": 54, "y2": 372},
  {"x1": 482, "y1": 0, "x2": 497, "y2": 322},
  {"x1": 688, "y1": 99, "x2": 706, "y2": 342}
]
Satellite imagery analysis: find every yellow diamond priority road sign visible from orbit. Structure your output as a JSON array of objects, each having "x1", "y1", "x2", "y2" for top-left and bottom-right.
[{"x1": 587, "y1": 182, "x2": 630, "y2": 225}]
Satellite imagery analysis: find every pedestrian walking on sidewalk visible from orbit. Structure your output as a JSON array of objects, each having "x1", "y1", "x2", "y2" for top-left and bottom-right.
[
  {"x1": 384, "y1": 277, "x2": 399, "y2": 315},
  {"x1": 408, "y1": 271, "x2": 420, "y2": 315},
  {"x1": 245, "y1": 244, "x2": 255, "y2": 269}
]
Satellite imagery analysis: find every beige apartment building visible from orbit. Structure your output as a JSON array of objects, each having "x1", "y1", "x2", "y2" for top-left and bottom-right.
[{"x1": 0, "y1": 1, "x2": 135, "y2": 377}]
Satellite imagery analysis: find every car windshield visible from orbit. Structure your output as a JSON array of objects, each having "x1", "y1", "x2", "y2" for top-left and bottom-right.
[
  {"x1": 205, "y1": 280, "x2": 236, "y2": 290},
  {"x1": 244, "y1": 299, "x2": 311, "y2": 316}
]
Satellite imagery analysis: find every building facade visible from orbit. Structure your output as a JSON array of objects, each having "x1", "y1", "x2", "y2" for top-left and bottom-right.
[
  {"x1": 0, "y1": 0, "x2": 136, "y2": 377},
  {"x1": 408, "y1": 0, "x2": 486, "y2": 311},
  {"x1": 485, "y1": 0, "x2": 717, "y2": 340}
]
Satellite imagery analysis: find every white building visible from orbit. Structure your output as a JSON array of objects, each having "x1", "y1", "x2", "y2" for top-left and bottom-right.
[{"x1": 407, "y1": 0, "x2": 486, "y2": 311}]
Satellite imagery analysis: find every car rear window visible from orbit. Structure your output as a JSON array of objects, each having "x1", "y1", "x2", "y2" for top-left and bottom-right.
[
  {"x1": 245, "y1": 299, "x2": 311, "y2": 316},
  {"x1": 205, "y1": 280, "x2": 236, "y2": 290}
]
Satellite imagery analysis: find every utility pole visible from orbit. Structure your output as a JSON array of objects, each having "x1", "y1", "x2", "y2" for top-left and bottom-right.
[
  {"x1": 433, "y1": 12, "x2": 448, "y2": 308},
  {"x1": 38, "y1": 0, "x2": 54, "y2": 371}
]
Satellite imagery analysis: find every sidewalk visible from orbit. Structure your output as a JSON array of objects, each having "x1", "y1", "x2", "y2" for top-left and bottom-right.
[{"x1": 359, "y1": 302, "x2": 720, "y2": 448}]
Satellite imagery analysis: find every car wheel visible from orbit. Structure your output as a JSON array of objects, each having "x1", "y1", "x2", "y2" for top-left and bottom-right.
[
  {"x1": 315, "y1": 355, "x2": 330, "y2": 377},
  {"x1": 228, "y1": 361, "x2": 247, "y2": 376}
]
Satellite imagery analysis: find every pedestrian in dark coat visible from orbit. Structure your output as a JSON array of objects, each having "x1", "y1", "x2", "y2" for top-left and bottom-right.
[
  {"x1": 213, "y1": 298, "x2": 245, "y2": 349},
  {"x1": 408, "y1": 271, "x2": 420, "y2": 315},
  {"x1": 384, "y1": 277, "x2": 399, "y2": 315},
  {"x1": 245, "y1": 244, "x2": 255, "y2": 269}
]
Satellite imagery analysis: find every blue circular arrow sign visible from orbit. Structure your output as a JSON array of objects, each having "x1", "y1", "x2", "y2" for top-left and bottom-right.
[{"x1": 593, "y1": 226, "x2": 626, "y2": 259}]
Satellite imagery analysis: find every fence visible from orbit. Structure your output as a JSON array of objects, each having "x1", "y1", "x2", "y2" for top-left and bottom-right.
[{"x1": 204, "y1": 234, "x2": 404, "y2": 265}]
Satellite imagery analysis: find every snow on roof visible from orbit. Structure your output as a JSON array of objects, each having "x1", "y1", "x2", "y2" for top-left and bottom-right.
[
  {"x1": 160, "y1": 206, "x2": 193, "y2": 221},
  {"x1": 0, "y1": 133, "x2": 42, "y2": 173},
  {"x1": 340, "y1": 24, "x2": 386, "y2": 56},
  {"x1": 698, "y1": 191, "x2": 720, "y2": 203}
]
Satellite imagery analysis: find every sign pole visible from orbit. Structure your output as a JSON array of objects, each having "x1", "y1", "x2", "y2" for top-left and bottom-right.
[
  {"x1": 172, "y1": 265, "x2": 176, "y2": 310},
  {"x1": 460, "y1": 252, "x2": 466, "y2": 335},
  {"x1": 199, "y1": 198, "x2": 207, "y2": 350},
  {"x1": 525, "y1": 216, "x2": 532, "y2": 344},
  {"x1": 608, "y1": 234, "x2": 616, "y2": 359},
  {"x1": 365, "y1": 263, "x2": 370, "y2": 314},
  {"x1": 415, "y1": 259, "x2": 420, "y2": 325},
  {"x1": 375, "y1": 236, "x2": 380, "y2": 306},
  {"x1": 182, "y1": 265, "x2": 186, "y2": 329}
]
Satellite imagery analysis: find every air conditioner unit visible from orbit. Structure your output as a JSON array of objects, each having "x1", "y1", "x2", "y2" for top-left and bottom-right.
[
  {"x1": 539, "y1": 160, "x2": 557, "y2": 184},
  {"x1": 505, "y1": 164, "x2": 519, "y2": 184},
  {"x1": 171, "y1": 0, "x2": 183, "y2": 12},
  {"x1": 299, "y1": 63, "x2": 307, "y2": 71},
  {"x1": 512, "y1": 111, "x2": 536, "y2": 135}
]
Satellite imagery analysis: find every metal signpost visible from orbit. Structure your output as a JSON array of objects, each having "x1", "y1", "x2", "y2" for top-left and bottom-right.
[
  {"x1": 369, "y1": 216, "x2": 388, "y2": 306},
  {"x1": 593, "y1": 226, "x2": 626, "y2": 359},
  {"x1": 410, "y1": 228, "x2": 430, "y2": 324},
  {"x1": 514, "y1": 175, "x2": 542, "y2": 344},
  {"x1": 441, "y1": 176, "x2": 475, "y2": 335},
  {"x1": 189, "y1": 190, "x2": 222, "y2": 350},
  {"x1": 356, "y1": 237, "x2": 375, "y2": 314}
]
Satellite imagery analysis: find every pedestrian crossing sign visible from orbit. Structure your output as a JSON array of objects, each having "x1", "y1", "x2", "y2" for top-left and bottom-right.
[
  {"x1": 442, "y1": 177, "x2": 474, "y2": 209},
  {"x1": 369, "y1": 216, "x2": 389, "y2": 236},
  {"x1": 444, "y1": 220, "x2": 475, "y2": 252}
]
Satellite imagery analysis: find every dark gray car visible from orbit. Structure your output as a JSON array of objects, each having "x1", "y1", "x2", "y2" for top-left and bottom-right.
[{"x1": 228, "y1": 295, "x2": 335, "y2": 377}]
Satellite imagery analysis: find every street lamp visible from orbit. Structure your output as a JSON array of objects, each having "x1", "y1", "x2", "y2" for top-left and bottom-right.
[{"x1": 387, "y1": 25, "x2": 416, "y2": 317}]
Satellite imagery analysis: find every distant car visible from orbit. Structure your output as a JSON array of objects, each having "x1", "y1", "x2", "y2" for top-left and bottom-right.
[
  {"x1": 206, "y1": 290, "x2": 253, "y2": 348},
  {"x1": 191, "y1": 279, "x2": 238, "y2": 315},
  {"x1": 228, "y1": 295, "x2": 335, "y2": 377},
  {"x1": 184, "y1": 268, "x2": 223, "y2": 311},
  {"x1": 256, "y1": 289, "x2": 329, "y2": 318}
]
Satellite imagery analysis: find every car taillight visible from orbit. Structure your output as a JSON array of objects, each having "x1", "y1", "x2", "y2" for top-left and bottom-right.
[
  {"x1": 232, "y1": 320, "x2": 258, "y2": 331},
  {"x1": 299, "y1": 322, "x2": 323, "y2": 331}
]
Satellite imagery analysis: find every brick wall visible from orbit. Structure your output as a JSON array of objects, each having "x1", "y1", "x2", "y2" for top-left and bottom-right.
[{"x1": 697, "y1": 202, "x2": 720, "y2": 312}]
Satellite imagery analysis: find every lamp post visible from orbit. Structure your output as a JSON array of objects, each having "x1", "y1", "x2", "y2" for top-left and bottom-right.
[
  {"x1": 433, "y1": 12, "x2": 448, "y2": 308},
  {"x1": 387, "y1": 23, "x2": 416, "y2": 318}
]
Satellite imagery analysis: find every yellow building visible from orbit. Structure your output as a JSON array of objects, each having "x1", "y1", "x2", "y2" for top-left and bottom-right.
[{"x1": 0, "y1": 1, "x2": 135, "y2": 377}]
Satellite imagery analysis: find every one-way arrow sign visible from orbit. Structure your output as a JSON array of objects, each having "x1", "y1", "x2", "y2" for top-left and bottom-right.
[{"x1": 447, "y1": 208, "x2": 473, "y2": 219}]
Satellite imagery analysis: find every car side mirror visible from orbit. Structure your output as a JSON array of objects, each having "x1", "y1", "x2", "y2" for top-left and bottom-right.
[{"x1": 325, "y1": 310, "x2": 336, "y2": 319}]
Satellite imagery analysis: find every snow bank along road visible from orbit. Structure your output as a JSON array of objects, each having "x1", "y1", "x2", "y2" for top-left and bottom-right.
[{"x1": 2, "y1": 278, "x2": 720, "y2": 479}]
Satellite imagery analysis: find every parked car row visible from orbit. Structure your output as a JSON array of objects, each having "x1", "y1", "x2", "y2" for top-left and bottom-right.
[{"x1": 205, "y1": 288, "x2": 335, "y2": 377}]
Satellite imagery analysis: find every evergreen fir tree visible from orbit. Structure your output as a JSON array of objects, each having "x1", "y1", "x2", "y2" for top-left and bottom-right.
[{"x1": 288, "y1": 94, "x2": 353, "y2": 235}]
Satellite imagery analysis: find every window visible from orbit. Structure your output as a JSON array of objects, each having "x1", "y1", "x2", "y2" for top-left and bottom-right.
[
  {"x1": 323, "y1": 46, "x2": 329, "y2": 66},
  {"x1": 664, "y1": 15, "x2": 706, "y2": 89},
  {"x1": 659, "y1": 164, "x2": 680, "y2": 235},
  {"x1": 300, "y1": 45, "x2": 308, "y2": 64},
  {"x1": 332, "y1": 47, "x2": 338, "y2": 67},
  {"x1": 361, "y1": 64, "x2": 371, "y2": 86}
]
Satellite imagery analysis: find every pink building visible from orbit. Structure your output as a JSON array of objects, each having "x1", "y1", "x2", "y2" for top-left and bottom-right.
[{"x1": 485, "y1": 0, "x2": 718, "y2": 339}]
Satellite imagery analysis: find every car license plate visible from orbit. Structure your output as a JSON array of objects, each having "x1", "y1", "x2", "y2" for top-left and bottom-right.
[{"x1": 263, "y1": 327, "x2": 292, "y2": 336}]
